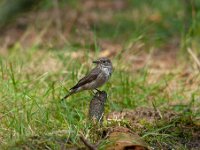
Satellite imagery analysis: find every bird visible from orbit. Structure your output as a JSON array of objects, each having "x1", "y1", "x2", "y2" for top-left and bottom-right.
[{"x1": 61, "y1": 57, "x2": 113, "y2": 100}]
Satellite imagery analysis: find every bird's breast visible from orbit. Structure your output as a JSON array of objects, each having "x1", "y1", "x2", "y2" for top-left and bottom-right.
[{"x1": 102, "y1": 67, "x2": 111, "y2": 78}]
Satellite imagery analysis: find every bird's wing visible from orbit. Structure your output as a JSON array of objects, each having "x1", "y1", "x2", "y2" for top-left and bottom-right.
[{"x1": 70, "y1": 68, "x2": 100, "y2": 90}]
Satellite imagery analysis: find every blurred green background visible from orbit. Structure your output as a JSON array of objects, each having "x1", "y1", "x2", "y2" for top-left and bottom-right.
[{"x1": 0, "y1": 0, "x2": 200, "y2": 53}]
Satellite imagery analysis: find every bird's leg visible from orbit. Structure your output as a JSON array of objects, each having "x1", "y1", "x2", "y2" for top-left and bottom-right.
[
  {"x1": 95, "y1": 88, "x2": 102, "y2": 93},
  {"x1": 92, "y1": 90, "x2": 96, "y2": 94},
  {"x1": 90, "y1": 90, "x2": 96, "y2": 96}
]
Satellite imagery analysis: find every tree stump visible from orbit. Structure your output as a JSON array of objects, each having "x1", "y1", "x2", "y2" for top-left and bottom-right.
[{"x1": 89, "y1": 90, "x2": 107, "y2": 124}]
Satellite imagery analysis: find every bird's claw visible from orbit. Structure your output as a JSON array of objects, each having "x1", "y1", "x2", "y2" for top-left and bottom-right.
[
  {"x1": 91, "y1": 89, "x2": 102, "y2": 95},
  {"x1": 95, "y1": 88, "x2": 102, "y2": 93}
]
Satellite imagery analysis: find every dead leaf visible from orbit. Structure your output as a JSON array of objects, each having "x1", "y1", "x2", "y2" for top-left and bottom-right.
[{"x1": 104, "y1": 127, "x2": 150, "y2": 150}]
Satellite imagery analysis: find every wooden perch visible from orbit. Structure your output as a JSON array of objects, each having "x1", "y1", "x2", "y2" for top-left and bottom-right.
[{"x1": 89, "y1": 90, "x2": 107, "y2": 124}]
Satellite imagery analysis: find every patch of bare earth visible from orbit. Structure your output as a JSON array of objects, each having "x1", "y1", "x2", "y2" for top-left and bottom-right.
[
  {"x1": 107, "y1": 107, "x2": 177, "y2": 128},
  {"x1": 107, "y1": 107, "x2": 200, "y2": 149}
]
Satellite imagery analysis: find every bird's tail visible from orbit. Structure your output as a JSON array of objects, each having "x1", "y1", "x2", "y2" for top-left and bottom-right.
[{"x1": 61, "y1": 91, "x2": 74, "y2": 101}]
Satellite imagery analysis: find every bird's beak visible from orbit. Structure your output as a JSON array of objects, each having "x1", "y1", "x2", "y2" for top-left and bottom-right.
[{"x1": 93, "y1": 60, "x2": 99, "y2": 64}]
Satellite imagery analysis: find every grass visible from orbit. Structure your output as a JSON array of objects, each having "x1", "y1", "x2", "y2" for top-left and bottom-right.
[
  {"x1": 1, "y1": 45, "x2": 199, "y2": 149},
  {"x1": 0, "y1": 0, "x2": 200, "y2": 149}
]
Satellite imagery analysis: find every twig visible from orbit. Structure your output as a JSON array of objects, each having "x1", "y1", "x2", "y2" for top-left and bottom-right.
[
  {"x1": 187, "y1": 48, "x2": 200, "y2": 70},
  {"x1": 79, "y1": 134, "x2": 97, "y2": 150}
]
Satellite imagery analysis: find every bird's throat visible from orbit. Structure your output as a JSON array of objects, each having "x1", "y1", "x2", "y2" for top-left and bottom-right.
[{"x1": 101, "y1": 67, "x2": 111, "y2": 77}]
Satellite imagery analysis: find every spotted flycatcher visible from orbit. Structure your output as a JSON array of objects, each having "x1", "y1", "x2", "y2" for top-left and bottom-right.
[{"x1": 61, "y1": 58, "x2": 113, "y2": 100}]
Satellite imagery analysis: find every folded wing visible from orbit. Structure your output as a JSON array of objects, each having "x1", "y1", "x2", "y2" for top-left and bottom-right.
[{"x1": 70, "y1": 68, "x2": 100, "y2": 90}]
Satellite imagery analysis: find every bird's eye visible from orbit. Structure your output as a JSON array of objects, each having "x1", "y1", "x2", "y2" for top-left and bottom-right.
[{"x1": 103, "y1": 61, "x2": 106, "y2": 63}]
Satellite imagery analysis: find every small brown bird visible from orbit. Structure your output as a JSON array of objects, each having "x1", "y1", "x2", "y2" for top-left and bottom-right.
[{"x1": 61, "y1": 58, "x2": 113, "y2": 100}]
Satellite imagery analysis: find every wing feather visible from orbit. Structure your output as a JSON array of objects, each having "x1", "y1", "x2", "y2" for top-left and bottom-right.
[{"x1": 70, "y1": 68, "x2": 100, "y2": 90}]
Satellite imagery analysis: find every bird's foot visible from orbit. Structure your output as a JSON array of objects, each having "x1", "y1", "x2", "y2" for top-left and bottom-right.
[
  {"x1": 95, "y1": 88, "x2": 103, "y2": 93},
  {"x1": 91, "y1": 89, "x2": 102, "y2": 96},
  {"x1": 91, "y1": 90, "x2": 96, "y2": 95}
]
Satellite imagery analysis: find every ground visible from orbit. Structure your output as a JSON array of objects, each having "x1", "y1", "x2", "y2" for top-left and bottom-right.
[{"x1": 0, "y1": 0, "x2": 200, "y2": 149}]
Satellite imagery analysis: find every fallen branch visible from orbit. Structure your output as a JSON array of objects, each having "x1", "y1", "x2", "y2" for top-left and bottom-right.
[{"x1": 79, "y1": 134, "x2": 97, "y2": 150}]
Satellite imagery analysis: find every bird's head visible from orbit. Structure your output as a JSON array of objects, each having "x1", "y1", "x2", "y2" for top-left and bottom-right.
[{"x1": 93, "y1": 57, "x2": 112, "y2": 69}]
